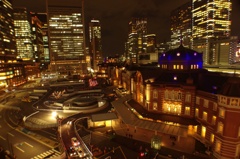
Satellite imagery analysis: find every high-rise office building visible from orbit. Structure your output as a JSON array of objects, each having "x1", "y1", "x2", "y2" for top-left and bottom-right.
[
  {"x1": 0, "y1": 1, "x2": 28, "y2": 88},
  {"x1": 192, "y1": 0, "x2": 232, "y2": 65},
  {"x1": 47, "y1": 0, "x2": 86, "y2": 75},
  {"x1": 143, "y1": 34, "x2": 156, "y2": 53},
  {"x1": 31, "y1": 13, "x2": 44, "y2": 63},
  {"x1": 31, "y1": 13, "x2": 49, "y2": 70},
  {"x1": 127, "y1": 17, "x2": 147, "y2": 64},
  {"x1": 13, "y1": 7, "x2": 34, "y2": 61},
  {"x1": 138, "y1": 34, "x2": 158, "y2": 65},
  {"x1": 0, "y1": 0, "x2": 17, "y2": 62},
  {"x1": 89, "y1": 19, "x2": 102, "y2": 71},
  {"x1": 170, "y1": 1, "x2": 192, "y2": 49}
]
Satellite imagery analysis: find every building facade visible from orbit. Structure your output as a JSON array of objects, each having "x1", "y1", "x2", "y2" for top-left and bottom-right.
[
  {"x1": 31, "y1": 13, "x2": 44, "y2": 63},
  {"x1": 114, "y1": 44, "x2": 240, "y2": 159},
  {"x1": 192, "y1": 0, "x2": 232, "y2": 65},
  {"x1": 0, "y1": 0, "x2": 17, "y2": 62},
  {"x1": 170, "y1": 1, "x2": 192, "y2": 49},
  {"x1": 47, "y1": 0, "x2": 86, "y2": 75},
  {"x1": 89, "y1": 19, "x2": 102, "y2": 71},
  {"x1": 127, "y1": 17, "x2": 147, "y2": 64},
  {"x1": 13, "y1": 7, "x2": 34, "y2": 61}
]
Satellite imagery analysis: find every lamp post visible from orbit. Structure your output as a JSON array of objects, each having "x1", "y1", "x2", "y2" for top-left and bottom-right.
[{"x1": 151, "y1": 131, "x2": 161, "y2": 150}]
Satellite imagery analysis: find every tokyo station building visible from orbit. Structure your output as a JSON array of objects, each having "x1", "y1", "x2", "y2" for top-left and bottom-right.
[{"x1": 112, "y1": 45, "x2": 240, "y2": 159}]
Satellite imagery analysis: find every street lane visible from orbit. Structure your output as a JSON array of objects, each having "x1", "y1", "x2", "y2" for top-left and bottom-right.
[{"x1": 0, "y1": 105, "x2": 58, "y2": 159}]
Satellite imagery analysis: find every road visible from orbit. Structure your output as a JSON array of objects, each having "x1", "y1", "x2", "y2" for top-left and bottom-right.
[
  {"x1": 0, "y1": 89, "x2": 61, "y2": 159},
  {"x1": 0, "y1": 110, "x2": 54, "y2": 159},
  {"x1": 0, "y1": 81, "x2": 116, "y2": 159}
]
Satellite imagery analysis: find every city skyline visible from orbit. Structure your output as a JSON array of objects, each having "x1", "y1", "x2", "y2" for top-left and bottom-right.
[{"x1": 12, "y1": 0, "x2": 240, "y2": 56}]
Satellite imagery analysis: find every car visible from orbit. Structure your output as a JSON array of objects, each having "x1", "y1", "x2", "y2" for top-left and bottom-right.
[
  {"x1": 69, "y1": 147, "x2": 77, "y2": 157},
  {"x1": 71, "y1": 137, "x2": 80, "y2": 146},
  {"x1": 67, "y1": 120, "x2": 72, "y2": 125},
  {"x1": 67, "y1": 118, "x2": 75, "y2": 125}
]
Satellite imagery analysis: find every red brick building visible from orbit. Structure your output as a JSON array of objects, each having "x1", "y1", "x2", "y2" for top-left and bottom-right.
[{"x1": 125, "y1": 45, "x2": 240, "y2": 159}]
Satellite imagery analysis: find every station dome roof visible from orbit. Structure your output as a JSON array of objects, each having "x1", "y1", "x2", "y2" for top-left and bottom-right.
[{"x1": 159, "y1": 44, "x2": 203, "y2": 62}]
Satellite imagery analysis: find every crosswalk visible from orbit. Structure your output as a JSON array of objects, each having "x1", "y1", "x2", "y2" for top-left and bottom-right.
[{"x1": 31, "y1": 149, "x2": 62, "y2": 159}]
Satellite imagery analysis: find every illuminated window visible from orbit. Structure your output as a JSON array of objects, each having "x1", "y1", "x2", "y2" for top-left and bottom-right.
[
  {"x1": 201, "y1": 126, "x2": 206, "y2": 138},
  {"x1": 219, "y1": 108, "x2": 225, "y2": 118},
  {"x1": 173, "y1": 65, "x2": 176, "y2": 69},
  {"x1": 153, "y1": 102, "x2": 158, "y2": 110},
  {"x1": 185, "y1": 106, "x2": 190, "y2": 115},
  {"x1": 215, "y1": 140, "x2": 221, "y2": 153},
  {"x1": 162, "y1": 103, "x2": 181, "y2": 115},
  {"x1": 194, "y1": 126, "x2": 198, "y2": 133},
  {"x1": 210, "y1": 134, "x2": 214, "y2": 143},
  {"x1": 203, "y1": 99, "x2": 208, "y2": 108},
  {"x1": 185, "y1": 93, "x2": 191, "y2": 102},
  {"x1": 203, "y1": 112, "x2": 208, "y2": 121},
  {"x1": 212, "y1": 116, "x2": 216, "y2": 125},
  {"x1": 217, "y1": 122, "x2": 223, "y2": 133},
  {"x1": 181, "y1": 65, "x2": 183, "y2": 69},
  {"x1": 195, "y1": 108, "x2": 199, "y2": 117}
]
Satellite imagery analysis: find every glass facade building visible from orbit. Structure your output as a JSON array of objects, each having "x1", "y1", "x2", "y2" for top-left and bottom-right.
[
  {"x1": 170, "y1": 1, "x2": 192, "y2": 49},
  {"x1": 127, "y1": 18, "x2": 147, "y2": 64},
  {"x1": 0, "y1": 0, "x2": 17, "y2": 62},
  {"x1": 13, "y1": 7, "x2": 34, "y2": 61},
  {"x1": 47, "y1": 0, "x2": 86, "y2": 75},
  {"x1": 192, "y1": 0, "x2": 232, "y2": 65},
  {"x1": 89, "y1": 19, "x2": 102, "y2": 71},
  {"x1": 31, "y1": 13, "x2": 44, "y2": 63}
]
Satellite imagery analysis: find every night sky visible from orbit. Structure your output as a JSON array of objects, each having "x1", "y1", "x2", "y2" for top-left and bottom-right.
[{"x1": 12, "y1": 0, "x2": 240, "y2": 57}]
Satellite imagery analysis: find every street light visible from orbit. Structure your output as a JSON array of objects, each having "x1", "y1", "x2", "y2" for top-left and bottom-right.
[
  {"x1": 151, "y1": 131, "x2": 161, "y2": 150},
  {"x1": 51, "y1": 111, "x2": 58, "y2": 119}
]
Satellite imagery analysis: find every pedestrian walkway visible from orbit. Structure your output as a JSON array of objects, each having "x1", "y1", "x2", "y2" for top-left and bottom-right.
[
  {"x1": 30, "y1": 149, "x2": 62, "y2": 159},
  {"x1": 110, "y1": 95, "x2": 214, "y2": 159}
]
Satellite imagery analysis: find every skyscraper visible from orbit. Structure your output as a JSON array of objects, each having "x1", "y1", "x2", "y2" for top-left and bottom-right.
[
  {"x1": 127, "y1": 17, "x2": 147, "y2": 64},
  {"x1": 192, "y1": 0, "x2": 232, "y2": 65},
  {"x1": 31, "y1": 13, "x2": 50, "y2": 69},
  {"x1": 31, "y1": 13, "x2": 44, "y2": 63},
  {"x1": 89, "y1": 19, "x2": 102, "y2": 71},
  {"x1": 46, "y1": 0, "x2": 86, "y2": 75},
  {"x1": 0, "y1": 0, "x2": 17, "y2": 62},
  {"x1": 13, "y1": 7, "x2": 34, "y2": 61},
  {"x1": 170, "y1": 1, "x2": 192, "y2": 49}
]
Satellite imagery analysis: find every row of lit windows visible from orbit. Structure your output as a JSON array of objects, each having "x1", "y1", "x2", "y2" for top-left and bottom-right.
[
  {"x1": 164, "y1": 90, "x2": 182, "y2": 101},
  {"x1": 195, "y1": 107, "x2": 224, "y2": 123},
  {"x1": 161, "y1": 65, "x2": 199, "y2": 69},
  {"x1": 173, "y1": 65, "x2": 184, "y2": 69}
]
